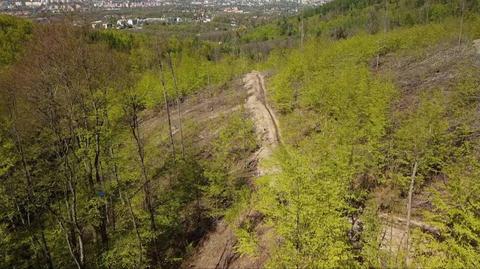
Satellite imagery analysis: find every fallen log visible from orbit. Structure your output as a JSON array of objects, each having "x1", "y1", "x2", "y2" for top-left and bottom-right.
[{"x1": 379, "y1": 213, "x2": 441, "y2": 239}]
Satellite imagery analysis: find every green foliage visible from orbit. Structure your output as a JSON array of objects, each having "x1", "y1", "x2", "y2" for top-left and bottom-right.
[
  {"x1": 0, "y1": 17, "x2": 256, "y2": 268},
  {"x1": 413, "y1": 155, "x2": 480, "y2": 268},
  {"x1": 0, "y1": 15, "x2": 32, "y2": 66},
  {"x1": 165, "y1": 53, "x2": 250, "y2": 97},
  {"x1": 103, "y1": 233, "x2": 145, "y2": 268},
  {"x1": 359, "y1": 200, "x2": 384, "y2": 267},
  {"x1": 257, "y1": 20, "x2": 411, "y2": 268},
  {"x1": 89, "y1": 29, "x2": 135, "y2": 50},
  {"x1": 203, "y1": 111, "x2": 257, "y2": 216},
  {"x1": 234, "y1": 228, "x2": 257, "y2": 253},
  {"x1": 406, "y1": 72, "x2": 480, "y2": 268},
  {"x1": 259, "y1": 11, "x2": 479, "y2": 267},
  {"x1": 0, "y1": 124, "x2": 16, "y2": 177},
  {"x1": 2, "y1": 0, "x2": 480, "y2": 267},
  {"x1": 389, "y1": 90, "x2": 450, "y2": 190},
  {"x1": 257, "y1": 149, "x2": 354, "y2": 268},
  {"x1": 241, "y1": 23, "x2": 284, "y2": 42},
  {"x1": 242, "y1": 0, "x2": 480, "y2": 42},
  {"x1": 135, "y1": 71, "x2": 164, "y2": 108},
  {"x1": 0, "y1": 223, "x2": 14, "y2": 267},
  {"x1": 267, "y1": 21, "x2": 456, "y2": 113},
  {"x1": 234, "y1": 221, "x2": 259, "y2": 257}
]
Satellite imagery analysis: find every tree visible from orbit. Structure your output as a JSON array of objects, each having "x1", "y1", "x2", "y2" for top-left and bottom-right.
[
  {"x1": 257, "y1": 149, "x2": 353, "y2": 268},
  {"x1": 167, "y1": 52, "x2": 185, "y2": 158}
]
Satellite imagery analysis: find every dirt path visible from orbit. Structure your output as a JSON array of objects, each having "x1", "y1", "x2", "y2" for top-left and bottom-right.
[
  {"x1": 185, "y1": 71, "x2": 279, "y2": 269},
  {"x1": 244, "y1": 71, "x2": 281, "y2": 174}
]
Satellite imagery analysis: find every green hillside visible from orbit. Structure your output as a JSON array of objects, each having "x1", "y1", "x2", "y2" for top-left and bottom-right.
[
  {"x1": 1, "y1": 0, "x2": 480, "y2": 267},
  {"x1": 249, "y1": 1, "x2": 480, "y2": 267}
]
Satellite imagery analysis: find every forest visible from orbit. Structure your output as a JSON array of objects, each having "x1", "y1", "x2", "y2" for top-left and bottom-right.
[{"x1": 1, "y1": 0, "x2": 480, "y2": 268}]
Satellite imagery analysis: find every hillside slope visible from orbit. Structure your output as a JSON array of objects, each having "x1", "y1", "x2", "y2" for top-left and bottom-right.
[
  {"x1": 247, "y1": 9, "x2": 480, "y2": 269},
  {"x1": 1, "y1": 1, "x2": 480, "y2": 268}
]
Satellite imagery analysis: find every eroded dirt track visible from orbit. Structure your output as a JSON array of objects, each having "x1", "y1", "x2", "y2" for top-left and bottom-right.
[
  {"x1": 185, "y1": 71, "x2": 279, "y2": 269},
  {"x1": 244, "y1": 71, "x2": 281, "y2": 174}
]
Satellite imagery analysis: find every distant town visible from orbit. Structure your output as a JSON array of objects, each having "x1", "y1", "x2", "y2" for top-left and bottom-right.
[{"x1": 1, "y1": 0, "x2": 331, "y2": 16}]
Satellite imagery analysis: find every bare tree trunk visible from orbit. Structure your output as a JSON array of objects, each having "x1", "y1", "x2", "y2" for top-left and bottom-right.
[
  {"x1": 458, "y1": 0, "x2": 465, "y2": 46},
  {"x1": 300, "y1": 19, "x2": 304, "y2": 49},
  {"x1": 293, "y1": 174, "x2": 302, "y2": 268},
  {"x1": 158, "y1": 57, "x2": 176, "y2": 159},
  {"x1": 65, "y1": 159, "x2": 85, "y2": 268},
  {"x1": 124, "y1": 97, "x2": 161, "y2": 265},
  {"x1": 14, "y1": 82, "x2": 84, "y2": 269},
  {"x1": 104, "y1": 89, "x2": 144, "y2": 267},
  {"x1": 39, "y1": 228, "x2": 55, "y2": 269},
  {"x1": 207, "y1": 69, "x2": 212, "y2": 91},
  {"x1": 167, "y1": 53, "x2": 185, "y2": 159},
  {"x1": 128, "y1": 102, "x2": 157, "y2": 233},
  {"x1": 52, "y1": 208, "x2": 82, "y2": 269},
  {"x1": 376, "y1": 0, "x2": 389, "y2": 71},
  {"x1": 405, "y1": 161, "x2": 418, "y2": 265},
  {"x1": 384, "y1": 0, "x2": 389, "y2": 34},
  {"x1": 47, "y1": 94, "x2": 85, "y2": 269},
  {"x1": 65, "y1": 120, "x2": 86, "y2": 269},
  {"x1": 425, "y1": 0, "x2": 430, "y2": 23},
  {"x1": 6, "y1": 96, "x2": 55, "y2": 268},
  {"x1": 92, "y1": 100, "x2": 109, "y2": 250},
  {"x1": 300, "y1": 0, "x2": 304, "y2": 49},
  {"x1": 110, "y1": 146, "x2": 143, "y2": 267}
]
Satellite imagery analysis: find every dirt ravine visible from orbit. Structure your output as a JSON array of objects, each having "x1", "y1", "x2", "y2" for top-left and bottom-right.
[{"x1": 185, "y1": 71, "x2": 279, "y2": 269}]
